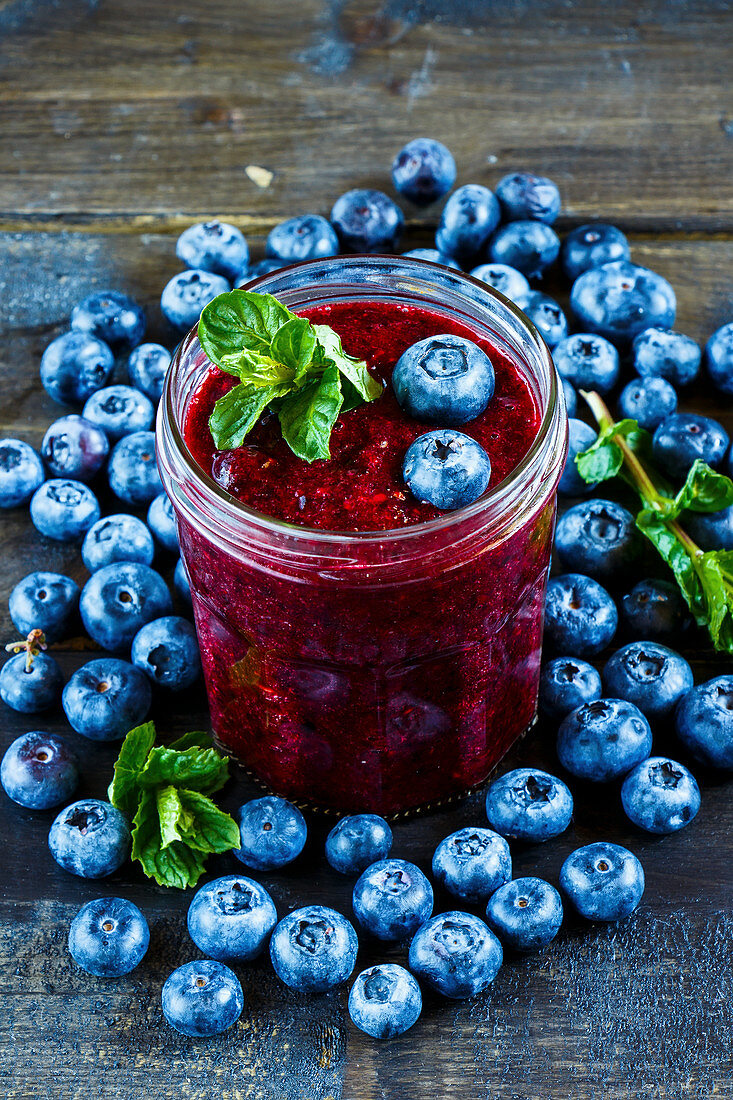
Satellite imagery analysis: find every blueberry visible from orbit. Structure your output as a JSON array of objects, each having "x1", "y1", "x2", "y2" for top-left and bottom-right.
[
  {"x1": 408, "y1": 912, "x2": 502, "y2": 999},
  {"x1": 391, "y1": 138, "x2": 456, "y2": 205},
  {"x1": 187, "y1": 875, "x2": 277, "y2": 961},
  {"x1": 539, "y1": 658, "x2": 602, "y2": 720},
  {"x1": 79, "y1": 562, "x2": 173, "y2": 652},
  {"x1": 632, "y1": 327, "x2": 701, "y2": 387},
  {"x1": 161, "y1": 269, "x2": 231, "y2": 332},
  {"x1": 706, "y1": 322, "x2": 733, "y2": 395},
  {"x1": 176, "y1": 220, "x2": 249, "y2": 281},
  {"x1": 523, "y1": 292, "x2": 568, "y2": 349},
  {"x1": 485, "y1": 877, "x2": 563, "y2": 951},
  {"x1": 1, "y1": 731, "x2": 78, "y2": 809},
  {"x1": 570, "y1": 261, "x2": 676, "y2": 344},
  {"x1": 621, "y1": 578, "x2": 689, "y2": 640},
  {"x1": 41, "y1": 415, "x2": 109, "y2": 481},
  {"x1": 470, "y1": 263, "x2": 531, "y2": 306},
  {"x1": 146, "y1": 493, "x2": 178, "y2": 552},
  {"x1": 48, "y1": 799, "x2": 131, "y2": 878},
  {"x1": 30, "y1": 479, "x2": 100, "y2": 542},
  {"x1": 562, "y1": 378, "x2": 578, "y2": 418},
  {"x1": 233, "y1": 796, "x2": 307, "y2": 870},
  {"x1": 402, "y1": 248, "x2": 461, "y2": 269},
  {"x1": 603, "y1": 641, "x2": 693, "y2": 720},
  {"x1": 352, "y1": 858, "x2": 433, "y2": 941},
  {"x1": 435, "y1": 184, "x2": 501, "y2": 263},
  {"x1": 393, "y1": 335, "x2": 495, "y2": 425},
  {"x1": 9, "y1": 571, "x2": 79, "y2": 642},
  {"x1": 557, "y1": 698, "x2": 652, "y2": 782},
  {"x1": 270, "y1": 905, "x2": 358, "y2": 993},
  {"x1": 71, "y1": 291, "x2": 145, "y2": 350},
  {"x1": 127, "y1": 343, "x2": 171, "y2": 403},
  {"x1": 488, "y1": 221, "x2": 560, "y2": 279},
  {"x1": 325, "y1": 814, "x2": 393, "y2": 875},
  {"x1": 62, "y1": 658, "x2": 152, "y2": 741},
  {"x1": 552, "y1": 334, "x2": 620, "y2": 395},
  {"x1": 545, "y1": 574, "x2": 617, "y2": 656},
  {"x1": 495, "y1": 172, "x2": 561, "y2": 224},
  {"x1": 0, "y1": 439, "x2": 44, "y2": 508},
  {"x1": 82, "y1": 514, "x2": 155, "y2": 572},
  {"x1": 560, "y1": 842, "x2": 644, "y2": 921},
  {"x1": 686, "y1": 506, "x2": 733, "y2": 551},
  {"x1": 0, "y1": 649, "x2": 63, "y2": 713},
  {"x1": 431, "y1": 827, "x2": 511, "y2": 903},
  {"x1": 559, "y1": 418, "x2": 597, "y2": 496},
  {"x1": 108, "y1": 431, "x2": 163, "y2": 505},
  {"x1": 348, "y1": 964, "x2": 422, "y2": 1039},
  {"x1": 403, "y1": 430, "x2": 491, "y2": 510},
  {"x1": 621, "y1": 757, "x2": 700, "y2": 834},
  {"x1": 675, "y1": 675, "x2": 733, "y2": 769},
  {"x1": 266, "y1": 214, "x2": 339, "y2": 262},
  {"x1": 485, "y1": 767, "x2": 573, "y2": 842},
  {"x1": 82, "y1": 385, "x2": 155, "y2": 441},
  {"x1": 555, "y1": 499, "x2": 640, "y2": 580},
  {"x1": 561, "y1": 223, "x2": 631, "y2": 281},
  {"x1": 618, "y1": 376, "x2": 678, "y2": 431},
  {"x1": 174, "y1": 557, "x2": 192, "y2": 606},
  {"x1": 131, "y1": 615, "x2": 200, "y2": 691},
  {"x1": 69, "y1": 897, "x2": 149, "y2": 977},
  {"x1": 330, "y1": 189, "x2": 404, "y2": 252},
  {"x1": 652, "y1": 413, "x2": 729, "y2": 479},
  {"x1": 40, "y1": 331, "x2": 115, "y2": 405},
  {"x1": 162, "y1": 960, "x2": 243, "y2": 1037}
]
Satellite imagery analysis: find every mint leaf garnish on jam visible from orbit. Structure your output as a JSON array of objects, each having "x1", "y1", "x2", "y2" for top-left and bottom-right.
[
  {"x1": 578, "y1": 390, "x2": 733, "y2": 653},
  {"x1": 108, "y1": 722, "x2": 238, "y2": 888},
  {"x1": 198, "y1": 290, "x2": 382, "y2": 461}
]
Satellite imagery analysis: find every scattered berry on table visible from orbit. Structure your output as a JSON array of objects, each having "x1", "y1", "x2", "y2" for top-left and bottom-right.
[
  {"x1": 652, "y1": 413, "x2": 729, "y2": 479},
  {"x1": 561, "y1": 223, "x2": 631, "y2": 281},
  {"x1": 186, "y1": 875, "x2": 277, "y2": 962},
  {"x1": 176, "y1": 220, "x2": 249, "y2": 281},
  {"x1": 325, "y1": 814, "x2": 393, "y2": 876},
  {"x1": 162, "y1": 960, "x2": 244, "y2": 1037},
  {"x1": 602, "y1": 641, "x2": 693, "y2": 719},
  {"x1": 82, "y1": 385, "x2": 155, "y2": 440},
  {"x1": 40, "y1": 331, "x2": 114, "y2": 405},
  {"x1": 79, "y1": 561, "x2": 173, "y2": 652},
  {"x1": 617, "y1": 376, "x2": 678, "y2": 431},
  {"x1": 570, "y1": 261, "x2": 676, "y2": 344},
  {"x1": 266, "y1": 214, "x2": 339, "y2": 262},
  {"x1": 470, "y1": 262, "x2": 531, "y2": 306},
  {"x1": 435, "y1": 184, "x2": 500, "y2": 263},
  {"x1": 48, "y1": 798, "x2": 131, "y2": 878},
  {"x1": 675, "y1": 676, "x2": 733, "y2": 770},
  {"x1": 71, "y1": 290, "x2": 145, "y2": 350},
  {"x1": 161, "y1": 269, "x2": 231, "y2": 332},
  {"x1": 41, "y1": 414, "x2": 109, "y2": 481},
  {"x1": 539, "y1": 658, "x2": 602, "y2": 720},
  {"x1": 270, "y1": 905, "x2": 358, "y2": 993},
  {"x1": 686, "y1": 505, "x2": 733, "y2": 551},
  {"x1": 82, "y1": 514, "x2": 155, "y2": 572},
  {"x1": 352, "y1": 858, "x2": 433, "y2": 941},
  {"x1": 392, "y1": 334, "x2": 495, "y2": 425},
  {"x1": 544, "y1": 573, "x2": 618, "y2": 656},
  {"x1": 431, "y1": 827, "x2": 511, "y2": 903},
  {"x1": 30, "y1": 478, "x2": 100, "y2": 542},
  {"x1": 523, "y1": 291, "x2": 568, "y2": 348},
  {"x1": 408, "y1": 911, "x2": 503, "y2": 999},
  {"x1": 0, "y1": 439, "x2": 45, "y2": 508},
  {"x1": 560, "y1": 842, "x2": 644, "y2": 921},
  {"x1": 555, "y1": 499, "x2": 640, "y2": 580},
  {"x1": 558, "y1": 419, "x2": 597, "y2": 496},
  {"x1": 62, "y1": 657, "x2": 152, "y2": 741},
  {"x1": 632, "y1": 327, "x2": 701, "y2": 387},
  {"x1": 402, "y1": 248, "x2": 461, "y2": 269},
  {"x1": 1, "y1": 731, "x2": 78, "y2": 809},
  {"x1": 146, "y1": 493, "x2": 179, "y2": 552},
  {"x1": 557, "y1": 698, "x2": 652, "y2": 782},
  {"x1": 69, "y1": 897, "x2": 149, "y2": 977},
  {"x1": 9, "y1": 571, "x2": 79, "y2": 642},
  {"x1": 402, "y1": 430, "x2": 491, "y2": 510},
  {"x1": 233, "y1": 795, "x2": 307, "y2": 870},
  {"x1": 348, "y1": 964, "x2": 422, "y2": 1039},
  {"x1": 173, "y1": 557, "x2": 192, "y2": 606},
  {"x1": 487, "y1": 220, "x2": 560, "y2": 279},
  {"x1": 391, "y1": 138, "x2": 456, "y2": 205},
  {"x1": 621, "y1": 756, "x2": 701, "y2": 834},
  {"x1": 127, "y1": 343, "x2": 171, "y2": 403},
  {"x1": 0, "y1": 637, "x2": 64, "y2": 714},
  {"x1": 485, "y1": 877, "x2": 563, "y2": 951},
  {"x1": 495, "y1": 172, "x2": 561, "y2": 224},
  {"x1": 330, "y1": 189, "x2": 404, "y2": 252},
  {"x1": 705, "y1": 322, "x2": 733, "y2": 395},
  {"x1": 621, "y1": 578, "x2": 689, "y2": 640},
  {"x1": 485, "y1": 767, "x2": 574, "y2": 842},
  {"x1": 131, "y1": 615, "x2": 201, "y2": 691},
  {"x1": 108, "y1": 430, "x2": 163, "y2": 505},
  {"x1": 552, "y1": 333, "x2": 620, "y2": 394}
]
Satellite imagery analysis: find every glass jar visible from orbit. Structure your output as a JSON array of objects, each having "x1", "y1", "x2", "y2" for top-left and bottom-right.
[{"x1": 157, "y1": 257, "x2": 567, "y2": 815}]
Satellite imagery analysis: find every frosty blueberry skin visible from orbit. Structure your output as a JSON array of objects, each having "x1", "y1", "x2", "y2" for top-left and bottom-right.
[
  {"x1": 495, "y1": 172, "x2": 561, "y2": 225},
  {"x1": 561, "y1": 223, "x2": 630, "y2": 281},
  {"x1": 266, "y1": 215, "x2": 339, "y2": 262},
  {"x1": 553, "y1": 334, "x2": 620, "y2": 395},
  {"x1": 391, "y1": 138, "x2": 456, "y2": 206},
  {"x1": 539, "y1": 658, "x2": 602, "y2": 720},
  {"x1": 30, "y1": 479, "x2": 101, "y2": 542},
  {"x1": 187, "y1": 875, "x2": 277, "y2": 961},
  {"x1": 131, "y1": 615, "x2": 201, "y2": 691},
  {"x1": 108, "y1": 431, "x2": 164, "y2": 506},
  {"x1": 544, "y1": 574, "x2": 618, "y2": 657},
  {"x1": 348, "y1": 964, "x2": 422, "y2": 1039},
  {"x1": 555, "y1": 499, "x2": 641, "y2": 581},
  {"x1": 69, "y1": 897, "x2": 149, "y2": 977},
  {"x1": 706, "y1": 322, "x2": 733, "y2": 395},
  {"x1": 41, "y1": 415, "x2": 109, "y2": 482},
  {"x1": 83, "y1": 385, "x2": 155, "y2": 441},
  {"x1": 435, "y1": 184, "x2": 501, "y2": 263},
  {"x1": 176, "y1": 220, "x2": 249, "y2": 281},
  {"x1": 618, "y1": 376, "x2": 678, "y2": 431},
  {"x1": 0, "y1": 651, "x2": 64, "y2": 714},
  {"x1": 82, "y1": 514, "x2": 155, "y2": 572},
  {"x1": 523, "y1": 292, "x2": 568, "y2": 349},
  {"x1": 162, "y1": 960, "x2": 244, "y2": 1037},
  {"x1": 408, "y1": 912, "x2": 503, "y2": 999},
  {"x1": 0, "y1": 439, "x2": 45, "y2": 508},
  {"x1": 485, "y1": 768, "x2": 573, "y2": 842},
  {"x1": 675, "y1": 675, "x2": 733, "y2": 770},
  {"x1": 632, "y1": 327, "x2": 701, "y2": 387},
  {"x1": 71, "y1": 290, "x2": 145, "y2": 350},
  {"x1": 488, "y1": 221, "x2": 560, "y2": 279},
  {"x1": 621, "y1": 578, "x2": 689, "y2": 640},
  {"x1": 392, "y1": 334, "x2": 496, "y2": 426},
  {"x1": 558, "y1": 419, "x2": 597, "y2": 496},
  {"x1": 570, "y1": 261, "x2": 676, "y2": 344},
  {"x1": 80, "y1": 562, "x2": 173, "y2": 652},
  {"x1": 1, "y1": 731, "x2": 78, "y2": 809},
  {"x1": 161, "y1": 269, "x2": 231, "y2": 332},
  {"x1": 602, "y1": 641, "x2": 693, "y2": 720},
  {"x1": 402, "y1": 430, "x2": 491, "y2": 510},
  {"x1": 325, "y1": 814, "x2": 393, "y2": 876},
  {"x1": 127, "y1": 343, "x2": 171, "y2": 403},
  {"x1": 62, "y1": 658, "x2": 152, "y2": 741},
  {"x1": 48, "y1": 799, "x2": 131, "y2": 878},
  {"x1": 621, "y1": 757, "x2": 700, "y2": 834},
  {"x1": 270, "y1": 905, "x2": 358, "y2": 993},
  {"x1": 557, "y1": 698, "x2": 652, "y2": 783},
  {"x1": 352, "y1": 859, "x2": 433, "y2": 941},
  {"x1": 9, "y1": 572, "x2": 79, "y2": 642},
  {"x1": 470, "y1": 263, "x2": 531, "y2": 307},
  {"x1": 330, "y1": 189, "x2": 404, "y2": 252},
  {"x1": 486, "y1": 877, "x2": 563, "y2": 951},
  {"x1": 431, "y1": 827, "x2": 511, "y2": 903},
  {"x1": 40, "y1": 332, "x2": 114, "y2": 406},
  {"x1": 652, "y1": 413, "x2": 729, "y2": 479},
  {"x1": 233, "y1": 796, "x2": 307, "y2": 870},
  {"x1": 560, "y1": 842, "x2": 644, "y2": 922}
]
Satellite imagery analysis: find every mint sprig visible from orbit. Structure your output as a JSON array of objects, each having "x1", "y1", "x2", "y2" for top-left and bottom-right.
[
  {"x1": 577, "y1": 390, "x2": 733, "y2": 652},
  {"x1": 108, "y1": 722, "x2": 239, "y2": 889},
  {"x1": 198, "y1": 290, "x2": 382, "y2": 462}
]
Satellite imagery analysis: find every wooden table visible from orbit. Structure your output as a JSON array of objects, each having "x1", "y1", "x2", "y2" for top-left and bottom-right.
[{"x1": 1, "y1": 3, "x2": 732, "y2": 1097}]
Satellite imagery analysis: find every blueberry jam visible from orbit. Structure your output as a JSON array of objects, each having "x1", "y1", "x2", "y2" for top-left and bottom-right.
[{"x1": 174, "y1": 296, "x2": 559, "y2": 815}]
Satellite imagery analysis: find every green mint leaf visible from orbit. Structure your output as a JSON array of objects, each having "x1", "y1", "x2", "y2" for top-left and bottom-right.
[
  {"x1": 208, "y1": 382, "x2": 284, "y2": 450},
  {"x1": 220, "y1": 349, "x2": 296, "y2": 388},
  {"x1": 575, "y1": 419, "x2": 651, "y2": 486},
  {"x1": 278, "y1": 364, "x2": 344, "y2": 462},
  {"x1": 139, "y1": 745, "x2": 230, "y2": 795},
  {"x1": 107, "y1": 721, "x2": 157, "y2": 815},
  {"x1": 174, "y1": 789, "x2": 241, "y2": 854},
  {"x1": 670, "y1": 460, "x2": 733, "y2": 517},
  {"x1": 131, "y1": 789, "x2": 206, "y2": 889},
  {"x1": 312, "y1": 324, "x2": 382, "y2": 403},
  {"x1": 168, "y1": 730, "x2": 213, "y2": 752},
  {"x1": 635, "y1": 508, "x2": 706, "y2": 620},
  {"x1": 270, "y1": 317, "x2": 318, "y2": 375},
  {"x1": 198, "y1": 290, "x2": 296, "y2": 369},
  {"x1": 156, "y1": 785, "x2": 195, "y2": 849},
  {"x1": 698, "y1": 551, "x2": 733, "y2": 650}
]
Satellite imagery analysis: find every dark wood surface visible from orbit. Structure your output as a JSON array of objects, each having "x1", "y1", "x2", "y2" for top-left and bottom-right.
[{"x1": 1, "y1": 2, "x2": 732, "y2": 1098}]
